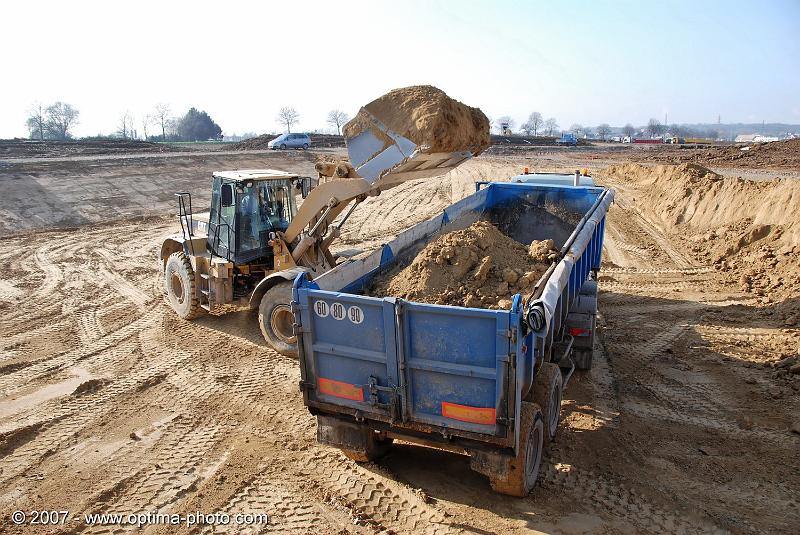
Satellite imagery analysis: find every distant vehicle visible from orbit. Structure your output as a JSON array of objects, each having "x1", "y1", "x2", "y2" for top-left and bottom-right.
[
  {"x1": 664, "y1": 136, "x2": 685, "y2": 144},
  {"x1": 268, "y1": 133, "x2": 311, "y2": 150},
  {"x1": 556, "y1": 133, "x2": 578, "y2": 146},
  {"x1": 622, "y1": 136, "x2": 631, "y2": 143}
]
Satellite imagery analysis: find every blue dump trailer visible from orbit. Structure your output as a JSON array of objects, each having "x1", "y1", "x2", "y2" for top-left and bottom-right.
[{"x1": 292, "y1": 175, "x2": 614, "y2": 496}]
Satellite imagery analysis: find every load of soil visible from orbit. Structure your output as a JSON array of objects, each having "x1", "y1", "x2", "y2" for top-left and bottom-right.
[
  {"x1": 368, "y1": 220, "x2": 557, "y2": 309},
  {"x1": 343, "y1": 85, "x2": 490, "y2": 155},
  {"x1": 603, "y1": 162, "x2": 800, "y2": 302}
]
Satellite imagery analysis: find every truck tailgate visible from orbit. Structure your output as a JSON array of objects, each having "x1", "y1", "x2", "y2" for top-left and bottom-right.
[{"x1": 294, "y1": 285, "x2": 520, "y2": 437}]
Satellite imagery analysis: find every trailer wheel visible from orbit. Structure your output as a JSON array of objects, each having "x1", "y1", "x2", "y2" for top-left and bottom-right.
[
  {"x1": 164, "y1": 252, "x2": 205, "y2": 320},
  {"x1": 489, "y1": 402, "x2": 544, "y2": 497},
  {"x1": 533, "y1": 362, "x2": 563, "y2": 443},
  {"x1": 341, "y1": 436, "x2": 393, "y2": 462},
  {"x1": 258, "y1": 282, "x2": 297, "y2": 357}
]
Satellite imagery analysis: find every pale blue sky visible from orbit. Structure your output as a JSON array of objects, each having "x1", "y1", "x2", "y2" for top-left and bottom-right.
[{"x1": 2, "y1": 0, "x2": 798, "y2": 137}]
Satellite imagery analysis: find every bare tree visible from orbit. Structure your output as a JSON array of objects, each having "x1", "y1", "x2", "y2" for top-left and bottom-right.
[
  {"x1": 117, "y1": 111, "x2": 133, "y2": 139},
  {"x1": 647, "y1": 118, "x2": 663, "y2": 137},
  {"x1": 596, "y1": 123, "x2": 612, "y2": 140},
  {"x1": 496, "y1": 116, "x2": 515, "y2": 135},
  {"x1": 141, "y1": 114, "x2": 153, "y2": 141},
  {"x1": 569, "y1": 123, "x2": 584, "y2": 137},
  {"x1": 544, "y1": 118, "x2": 559, "y2": 136},
  {"x1": 622, "y1": 123, "x2": 635, "y2": 138},
  {"x1": 26, "y1": 102, "x2": 47, "y2": 140},
  {"x1": 326, "y1": 109, "x2": 349, "y2": 135},
  {"x1": 277, "y1": 107, "x2": 300, "y2": 133},
  {"x1": 522, "y1": 112, "x2": 544, "y2": 136},
  {"x1": 45, "y1": 102, "x2": 79, "y2": 140},
  {"x1": 154, "y1": 103, "x2": 171, "y2": 139}
]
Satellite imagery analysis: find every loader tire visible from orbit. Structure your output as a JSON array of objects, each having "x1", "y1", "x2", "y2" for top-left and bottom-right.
[
  {"x1": 533, "y1": 362, "x2": 563, "y2": 443},
  {"x1": 489, "y1": 402, "x2": 544, "y2": 497},
  {"x1": 164, "y1": 252, "x2": 204, "y2": 320},
  {"x1": 258, "y1": 282, "x2": 297, "y2": 358}
]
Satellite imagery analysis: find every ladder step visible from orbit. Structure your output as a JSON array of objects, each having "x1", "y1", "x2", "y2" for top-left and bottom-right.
[
  {"x1": 200, "y1": 273, "x2": 210, "y2": 279},
  {"x1": 200, "y1": 289, "x2": 209, "y2": 296},
  {"x1": 200, "y1": 303, "x2": 211, "y2": 311}
]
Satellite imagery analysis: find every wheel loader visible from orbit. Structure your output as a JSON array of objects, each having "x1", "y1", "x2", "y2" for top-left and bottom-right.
[{"x1": 159, "y1": 87, "x2": 489, "y2": 356}]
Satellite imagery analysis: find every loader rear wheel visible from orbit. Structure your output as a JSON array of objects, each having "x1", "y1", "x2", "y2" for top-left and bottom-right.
[
  {"x1": 489, "y1": 402, "x2": 544, "y2": 497},
  {"x1": 164, "y1": 252, "x2": 204, "y2": 320},
  {"x1": 258, "y1": 282, "x2": 297, "y2": 357},
  {"x1": 533, "y1": 362, "x2": 563, "y2": 443}
]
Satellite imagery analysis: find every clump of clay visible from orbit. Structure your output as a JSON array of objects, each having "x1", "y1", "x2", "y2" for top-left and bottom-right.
[
  {"x1": 343, "y1": 85, "x2": 490, "y2": 155},
  {"x1": 369, "y1": 221, "x2": 558, "y2": 309}
]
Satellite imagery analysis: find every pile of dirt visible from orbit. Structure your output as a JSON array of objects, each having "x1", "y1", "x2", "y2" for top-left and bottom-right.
[
  {"x1": 343, "y1": 85, "x2": 490, "y2": 154},
  {"x1": 368, "y1": 220, "x2": 557, "y2": 309},
  {"x1": 604, "y1": 163, "x2": 800, "y2": 301}
]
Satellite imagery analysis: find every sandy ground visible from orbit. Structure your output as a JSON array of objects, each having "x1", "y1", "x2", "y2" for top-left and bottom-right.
[{"x1": 0, "y1": 147, "x2": 798, "y2": 534}]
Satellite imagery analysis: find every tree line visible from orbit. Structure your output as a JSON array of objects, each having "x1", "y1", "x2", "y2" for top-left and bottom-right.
[{"x1": 25, "y1": 101, "x2": 352, "y2": 141}]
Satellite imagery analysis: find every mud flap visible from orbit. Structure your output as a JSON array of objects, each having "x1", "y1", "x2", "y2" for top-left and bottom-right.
[{"x1": 316, "y1": 415, "x2": 372, "y2": 451}]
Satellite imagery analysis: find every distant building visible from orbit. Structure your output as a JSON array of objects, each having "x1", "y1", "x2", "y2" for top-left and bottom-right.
[{"x1": 734, "y1": 134, "x2": 758, "y2": 143}]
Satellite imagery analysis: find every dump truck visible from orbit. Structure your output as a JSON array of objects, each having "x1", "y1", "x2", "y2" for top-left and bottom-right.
[
  {"x1": 159, "y1": 86, "x2": 488, "y2": 356},
  {"x1": 292, "y1": 172, "x2": 613, "y2": 496}
]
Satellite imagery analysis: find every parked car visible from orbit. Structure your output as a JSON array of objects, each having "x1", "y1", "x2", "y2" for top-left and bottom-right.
[{"x1": 268, "y1": 133, "x2": 311, "y2": 150}]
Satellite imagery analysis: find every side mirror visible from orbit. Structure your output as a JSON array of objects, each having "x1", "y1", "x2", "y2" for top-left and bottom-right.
[{"x1": 221, "y1": 183, "x2": 234, "y2": 207}]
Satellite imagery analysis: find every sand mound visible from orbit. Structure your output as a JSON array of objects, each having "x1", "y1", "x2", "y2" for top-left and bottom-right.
[
  {"x1": 343, "y1": 85, "x2": 490, "y2": 155},
  {"x1": 369, "y1": 221, "x2": 556, "y2": 309},
  {"x1": 603, "y1": 163, "x2": 800, "y2": 300}
]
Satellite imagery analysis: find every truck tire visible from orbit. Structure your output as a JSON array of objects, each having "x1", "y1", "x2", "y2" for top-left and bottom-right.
[
  {"x1": 489, "y1": 402, "x2": 544, "y2": 497},
  {"x1": 164, "y1": 252, "x2": 204, "y2": 320},
  {"x1": 573, "y1": 348, "x2": 593, "y2": 370},
  {"x1": 258, "y1": 282, "x2": 297, "y2": 357},
  {"x1": 533, "y1": 363, "x2": 563, "y2": 443},
  {"x1": 341, "y1": 436, "x2": 393, "y2": 463}
]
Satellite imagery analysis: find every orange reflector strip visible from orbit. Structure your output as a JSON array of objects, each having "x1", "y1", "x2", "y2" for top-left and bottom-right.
[
  {"x1": 319, "y1": 378, "x2": 364, "y2": 401},
  {"x1": 442, "y1": 401, "x2": 496, "y2": 425}
]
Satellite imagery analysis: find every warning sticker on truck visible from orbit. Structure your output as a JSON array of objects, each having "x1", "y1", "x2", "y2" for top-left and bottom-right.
[
  {"x1": 319, "y1": 378, "x2": 364, "y2": 401},
  {"x1": 441, "y1": 401, "x2": 496, "y2": 425}
]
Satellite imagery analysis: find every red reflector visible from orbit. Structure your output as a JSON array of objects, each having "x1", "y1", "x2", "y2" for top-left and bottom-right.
[
  {"x1": 319, "y1": 378, "x2": 364, "y2": 401},
  {"x1": 569, "y1": 327, "x2": 590, "y2": 337},
  {"x1": 442, "y1": 402, "x2": 496, "y2": 425}
]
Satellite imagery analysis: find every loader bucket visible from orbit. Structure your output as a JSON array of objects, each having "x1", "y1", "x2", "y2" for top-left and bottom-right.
[
  {"x1": 345, "y1": 110, "x2": 474, "y2": 188},
  {"x1": 343, "y1": 85, "x2": 490, "y2": 189}
]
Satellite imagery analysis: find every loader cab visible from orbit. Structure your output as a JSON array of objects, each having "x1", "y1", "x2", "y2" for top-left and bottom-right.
[{"x1": 208, "y1": 170, "x2": 298, "y2": 265}]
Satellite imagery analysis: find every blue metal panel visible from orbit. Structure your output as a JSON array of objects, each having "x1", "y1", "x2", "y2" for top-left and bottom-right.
[
  {"x1": 295, "y1": 286, "x2": 399, "y2": 417},
  {"x1": 399, "y1": 302, "x2": 510, "y2": 435}
]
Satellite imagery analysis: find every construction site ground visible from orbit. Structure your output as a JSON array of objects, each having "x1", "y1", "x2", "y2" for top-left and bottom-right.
[{"x1": 0, "y1": 144, "x2": 797, "y2": 534}]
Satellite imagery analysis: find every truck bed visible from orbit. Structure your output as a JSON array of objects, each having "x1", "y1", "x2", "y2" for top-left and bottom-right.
[{"x1": 292, "y1": 180, "x2": 613, "y2": 479}]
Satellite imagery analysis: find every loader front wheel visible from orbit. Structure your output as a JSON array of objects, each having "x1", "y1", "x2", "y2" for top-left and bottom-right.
[
  {"x1": 258, "y1": 282, "x2": 297, "y2": 357},
  {"x1": 164, "y1": 252, "x2": 204, "y2": 320}
]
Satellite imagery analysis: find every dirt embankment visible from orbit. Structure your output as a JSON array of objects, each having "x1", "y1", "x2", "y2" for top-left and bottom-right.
[
  {"x1": 230, "y1": 134, "x2": 345, "y2": 150},
  {"x1": 0, "y1": 140, "x2": 180, "y2": 159},
  {"x1": 603, "y1": 163, "x2": 800, "y2": 305},
  {"x1": 629, "y1": 138, "x2": 800, "y2": 170},
  {"x1": 368, "y1": 220, "x2": 556, "y2": 309},
  {"x1": 344, "y1": 85, "x2": 490, "y2": 154}
]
